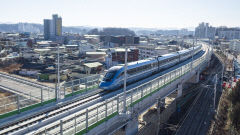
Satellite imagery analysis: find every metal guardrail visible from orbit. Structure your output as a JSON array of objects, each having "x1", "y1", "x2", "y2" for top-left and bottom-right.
[
  {"x1": 62, "y1": 74, "x2": 101, "y2": 97},
  {"x1": 0, "y1": 73, "x2": 56, "y2": 116},
  {"x1": 30, "y1": 46, "x2": 212, "y2": 135},
  {"x1": 0, "y1": 88, "x2": 56, "y2": 118},
  {"x1": 0, "y1": 72, "x2": 54, "y2": 91},
  {"x1": 0, "y1": 74, "x2": 102, "y2": 119}
]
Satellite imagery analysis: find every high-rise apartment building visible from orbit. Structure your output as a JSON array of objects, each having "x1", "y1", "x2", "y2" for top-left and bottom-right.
[
  {"x1": 44, "y1": 14, "x2": 62, "y2": 40},
  {"x1": 195, "y1": 22, "x2": 216, "y2": 39},
  {"x1": 230, "y1": 40, "x2": 240, "y2": 52},
  {"x1": 216, "y1": 27, "x2": 240, "y2": 40}
]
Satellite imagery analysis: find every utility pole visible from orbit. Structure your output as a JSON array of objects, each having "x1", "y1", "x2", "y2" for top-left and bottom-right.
[
  {"x1": 156, "y1": 98, "x2": 162, "y2": 135},
  {"x1": 214, "y1": 74, "x2": 217, "y2": 110},
  {"x1": 57, "y1": 44, "x2": 60, "y2": 100},
  {"x1": 123, "y1": 47, "x2": 128, "y2": 113},
  {"x1": 191, "y1": 38, "x2": 194, "y2": 70},
  {"x1": 221, "y1": 64, "x2": 224, "y2": 90}
]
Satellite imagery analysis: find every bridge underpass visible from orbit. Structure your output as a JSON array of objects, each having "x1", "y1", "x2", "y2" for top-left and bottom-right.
[{"x1": 0, "y1": 44, "x2": 212, "y2": 135}]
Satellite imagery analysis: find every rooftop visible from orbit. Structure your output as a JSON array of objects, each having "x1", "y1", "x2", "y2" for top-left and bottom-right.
[
  {"x1": 34, "y1": 48, "x2": 51, "y2": 52},
  {"x1": 65, "y1": 44, "x2": 78, "y2": 47},
  {"x1": 83, "y1": 62, "x2": 103, "y2": 68},
  {"x1": 110, "y1": 48, "x2": 131, "y2": 52},
  {"x1": 37, "y1": 41, "x2": 53, "y2": 45},
  {"x1": 86, "y1": 52, "x2": 106, "y2": 55}
]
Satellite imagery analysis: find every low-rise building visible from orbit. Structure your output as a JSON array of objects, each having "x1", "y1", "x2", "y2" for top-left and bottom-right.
[
  {"x1": 230, "y1": 40, "x2": 240, "y2": 52},
  {"x1": 21, "y1": 51, "x2": 40, "y2": 59},
  {"x1": 65, "y1": 44, "x2": 79, "y2": 52},
  {"x1": 105, "y1": 48, "x2": 139, "y2": 68},
  {"x1": 86, "y1": 52, "x2": 106, "y2": 62},
  {"x1": 83, "y1": 62, "x2": 103, "y2": 74},
  {"x1": 79, "y1": 43, "x2": 96, "y2": 55},
  {"x1": 137, "y1": 45, "x2": 169, "y2": 59},
  {"x1": 36, "y1": 41, "x2": 58, "y2": 48}
]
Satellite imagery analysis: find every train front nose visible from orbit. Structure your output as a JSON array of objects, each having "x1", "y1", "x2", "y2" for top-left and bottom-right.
[{"x1": 99, "y1": 81, "x2": 112, "y2": 90}]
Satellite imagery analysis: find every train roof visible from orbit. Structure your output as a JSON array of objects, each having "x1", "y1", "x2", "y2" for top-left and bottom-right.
[
  {"x1": 188, "y1": 45, "x2": 201, "y2": 50},
  {"x1": 177, "y1": 49, "x2": 190, "y2": 54},
  {"x1": 158, "y1": 52, "x2": 178, "y2": 60},
  {"x1": 108, "y1": 58, "x2": 157, "y2": 73},
  {"x1": 108, "y1": 66, "x2": 122, "y2": 71},
  {"x1": 128, "y1": 58, "x2": 155, "y2": 66},
  {"x1": 116, "y1": 58, "x2": 157, "y2": 71},
  {"x1": 108, "y1": 45, "x2": 202, "y2": 73}
]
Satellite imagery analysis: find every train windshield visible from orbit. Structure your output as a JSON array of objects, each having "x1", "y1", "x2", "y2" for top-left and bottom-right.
[{"x1": 103, "y1": 70, "x2": 117, "y2": 82}]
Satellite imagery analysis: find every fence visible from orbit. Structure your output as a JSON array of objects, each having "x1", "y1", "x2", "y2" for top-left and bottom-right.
[
  {"x1": 0, "y1": 74, "x2": 103, "y2": 119},
  {"x1": 63, "y1": 74, "x2": 101, "y2": 98},
  {"x1": 0, "y1": 87, "x2": 56, "y2": 119}
]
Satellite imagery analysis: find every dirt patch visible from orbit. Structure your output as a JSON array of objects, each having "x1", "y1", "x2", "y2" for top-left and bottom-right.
[
  {"x1": 0, "y1": 90, "x2": 17, "y2": 114},
  {"x1": 0, "y1": 91, "x2": 12, "y2": 98},
  {"x1": 0, "y1": 64, "x2": 22, "y2": 73}
]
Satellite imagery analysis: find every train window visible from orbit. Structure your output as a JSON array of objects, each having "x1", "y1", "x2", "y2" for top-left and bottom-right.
[
  {"x1": 132, "y1": 68, "x2": 137, "y2": 74},
  {"x1": 103, "y1": 70, "x2": 117, "y2": 82},
  {"x1": 159, "y1": 59, "x2": 165, "y2": 65},
  {"x1": 117, "y1": 72, "x2": 123, "y2": 79},
  {"x1": 135, "y1": 67, "x2": 139, "y2": 72},
  {"x1": 146, "y1": 64, "x2": 151, "y2": 69},
  {"x1": 128, "y1": 68, "x2": 137, "y2": 75},
  {"x1": 127, "y1": 69, "x2": 131, "y2": 74},
  {"x1": 154, "y1": 62, "x2": 157, "y2": 67},
  {"x1": 137, "y1": 66, "x2": 142, "y2": 72},
  {"x1": 145, "y1": 65, "x2": 148, "y2": 69}
]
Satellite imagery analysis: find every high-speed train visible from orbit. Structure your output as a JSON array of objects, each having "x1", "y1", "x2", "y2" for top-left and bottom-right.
[{"x1": 99, "y1": 45, "x2": 202, "y2": 90}]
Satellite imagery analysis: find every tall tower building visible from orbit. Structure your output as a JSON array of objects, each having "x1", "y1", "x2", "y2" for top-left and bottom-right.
[
  {"x1": 44, "y1": 14, "x2": 62, "y2": 40},
  {"x1": 44, "y1": 19, "x2": 51, "y2": 40},
  {"x1": 56, "y1": 17, "x2": 62, "y2": 36}
]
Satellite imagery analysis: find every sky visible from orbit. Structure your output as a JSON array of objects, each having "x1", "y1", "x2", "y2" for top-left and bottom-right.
[{"x1": 0, "y1": 0, "x2": 239, "y2": 29}]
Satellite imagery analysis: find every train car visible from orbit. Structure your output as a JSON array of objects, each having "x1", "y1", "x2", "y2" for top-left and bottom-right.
[
  {"x1": 99, "y1": 58, "x2": 158, "y2": 90},
  {"x1": 157, "y1": 52, "x2": 180, "y2": 70},
  {"x1": 99, "y1": 45, "x2": 202, "y2": 90}
]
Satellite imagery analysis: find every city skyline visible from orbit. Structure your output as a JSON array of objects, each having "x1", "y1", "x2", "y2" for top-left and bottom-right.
[{"x1": 0, "y1": 0, "x2": 240, "y2": 29}]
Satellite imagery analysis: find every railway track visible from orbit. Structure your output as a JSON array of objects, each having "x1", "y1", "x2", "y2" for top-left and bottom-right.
[
  {"x1": 0, "y1": 89, "x2": 104, "y2": 135},
  {"x1": 175, "y1": 56, "x2": 222, "y2": 135}
]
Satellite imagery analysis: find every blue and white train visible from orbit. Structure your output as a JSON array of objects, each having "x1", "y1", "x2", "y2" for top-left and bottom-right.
[{"x1": 99, "y1": 45, "x2": 202, "y2": 90}]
